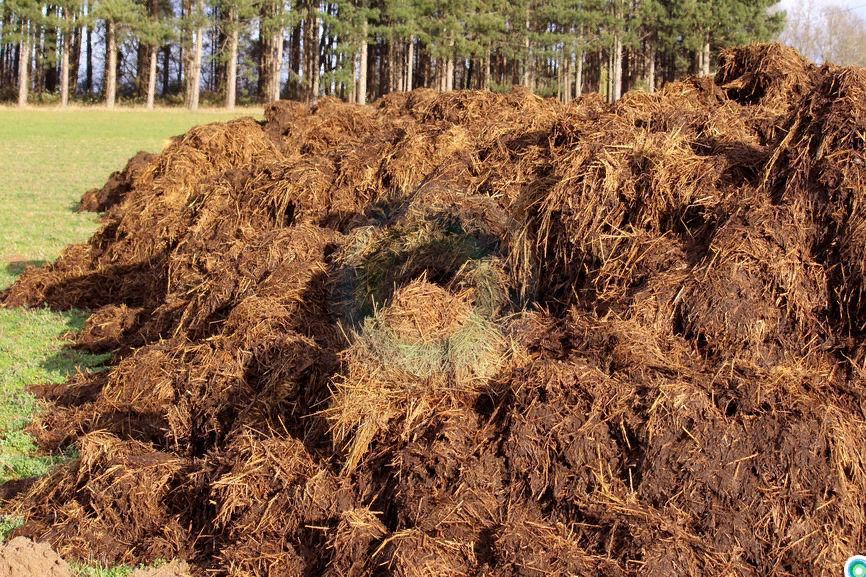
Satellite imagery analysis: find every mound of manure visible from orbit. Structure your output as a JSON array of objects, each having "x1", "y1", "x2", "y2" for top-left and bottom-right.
[{"x1": 3, "y1": 44, "x2": 866, "y2": 576}]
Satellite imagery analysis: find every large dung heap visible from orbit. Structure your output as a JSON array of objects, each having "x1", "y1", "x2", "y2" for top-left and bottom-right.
[{"x1": 4, "y1": 44, "x2": 866, "y2": 576}]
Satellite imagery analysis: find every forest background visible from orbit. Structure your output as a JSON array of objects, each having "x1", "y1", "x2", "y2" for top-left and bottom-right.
[{"x1": 0, "y1": 0, "x2": 860, "y2": 110}]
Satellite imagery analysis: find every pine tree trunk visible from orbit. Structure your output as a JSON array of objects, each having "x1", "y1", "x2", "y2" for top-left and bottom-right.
[
  {"x1": 484, "y1": 45, "x2": 490, "y2": 90},
  {"x1": 146, "y1": 44, "x2": 157, "y2": 108},
  {"x1": 61, "y1": 11, "x2": 70, "y2": 106},
  {"x1": 17, "y1": 20, "x2": 28, "y2": 107},
  {"x1": 388, "y1": 40, "x2": 396, "y2": 92},
  {"x1": 306, "y1": 7, "x2": 318, "y2": 104},
  {"x1": 613, "y1": 34, "x2": 622, "y2": 102},
  {"x1": 702, "y1": 40, "x2": 710, "y2": 77},
  {"x1": 576, "y1": 45, "x2": 583, "y2": 97},
  {"x1": 647, "y1": 43, "x2": 655, "y2": 94},
  {"x1": 406, "y1": 37, "x2": 414, "y2": 91},
  {"x1": 397, "y1": 41, "x2": 404, "y2": 92},
  {"x1": 35, "y1": 24, "x2": 43, "y2": 98},
  {"x1": 563, "y1": 44, "x2": 571, "y2": 103},
  {"x1": 357, "y1": 18, "x2": 367, "y2": 104},
  {"x1": 523, "y1": 4, "x2": 530, "y2": 87},
  {"x1": 226, "y1": 19, "x2": 238, "y2": 109},
  {"x1": 85, "y1": 21, "x2": 92, "y2": 93},
  {"x1": 290, "y1": 21, "x2": 300, "y2": 99},
  {"x1": 349, "y1": 54, "x2": 356, "y2": 103},
  {"x1": 606, "y1": 48, "x2": 612, "y2": 102},
  {"x1": 445, "y1": 35, "x2": 454, "y2": 92},
  {"x1": 273, "y1": 27, "x2": 283, "y2": 101},
  {"x1": 189, "y1": 0, "x2": 203, "y2": 110},
  {"x1": 556, "y1": 53, "x2": 561, "y2": 100},
  {"x1": 161, "y1": 45, "x2": 170, "y2": 94},
  {"x1": 70, "y1": 19, "x2": 81, "y2": 97},
  {"x1": 106, "y1": 20, "x2": 116, "y2": 108},
  {"x1": 181, "y1": 0, "x2": 190, "y2": 102},
  {"x1": 0, "y1": 15, "x2": 6, "y2": 84},
  {"x1": 135, "y1": 42, "x2": 147, "y2": 97},
  {"x1": 45, "y1": 7, "x2": 58, "y2": 94}
]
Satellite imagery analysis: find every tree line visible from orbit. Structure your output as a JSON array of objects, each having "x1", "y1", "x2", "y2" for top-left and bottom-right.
[
  {"x1": 780, "y1": 0, "x2": 866, "y2": 68},
  {"x1": 0, "y1": 0, "x2": 785, "y2": 109}
]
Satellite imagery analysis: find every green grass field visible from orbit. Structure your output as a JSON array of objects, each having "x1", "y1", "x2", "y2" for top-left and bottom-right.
[{"x1": 0, "y1": 106, "x2": 261, "y2": 574}]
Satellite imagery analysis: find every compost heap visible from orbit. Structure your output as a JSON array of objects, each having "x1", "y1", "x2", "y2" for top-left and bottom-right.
[{"x1": 2, "y1": 43, "x2": 865, "y2": 576}]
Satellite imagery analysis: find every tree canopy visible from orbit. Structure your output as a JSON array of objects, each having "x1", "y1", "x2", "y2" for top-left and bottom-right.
[{"x1": 0, "y1": 0, "x2": 787, "y2": 106}]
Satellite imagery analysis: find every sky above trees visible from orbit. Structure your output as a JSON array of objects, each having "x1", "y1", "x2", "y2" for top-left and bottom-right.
[{"x1": 779, "y1": 0, "x2": 866, "y2": 65}]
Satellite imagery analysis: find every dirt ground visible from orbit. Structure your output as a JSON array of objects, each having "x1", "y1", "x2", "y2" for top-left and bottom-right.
[
  {"x1": 0, "y1": 537, "x2": 72, "y2": 577},
  {"x1": 2, "y1": 43, "x2": 865, "y2": 576},
  {"x1": 0, "y1": 537, "x2": 190, "y2": 577}
]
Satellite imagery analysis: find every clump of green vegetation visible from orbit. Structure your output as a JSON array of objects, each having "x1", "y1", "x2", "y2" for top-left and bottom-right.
[
  {"x1": 71, "y1": 559, "x2": 167, "y2": 577},
  {"x1": 0, "y1": 516, "x2": 23, "y2": 541}
]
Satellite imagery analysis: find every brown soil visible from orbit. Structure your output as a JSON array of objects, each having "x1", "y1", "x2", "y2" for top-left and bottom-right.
[
  {"x1": 2, "y1": 44, "x2": 865, "y2": 576},
  {"x1": 78, "y1": 151, "x2": 155, "y2": 213},
  {"x1": 0, "y1": 537, "x2": 72, "y2": 577}
]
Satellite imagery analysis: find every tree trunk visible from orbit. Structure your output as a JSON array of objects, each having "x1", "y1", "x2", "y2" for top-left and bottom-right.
[
  {"x1": 85, "y1": 22, "x2": 92, "y2": 93},
  {"x1": 258, "y1": 7, "x2": 269, "y2": 100},
  {"x1": 211, "y1": 12, "x2": 219, "y2": 93},
  {"x1": 556, "y1": 51, "x2": 561, "y2": 100},
  {"x1": 106, "y1": 20, "x2": 116, "y2": 108},
  {"x1": 606, "y1": 48, "x2": 612, "y2": 102},
  {"x1": 349, "y1": 52, "x2": 356, "y2": 103},
  {"x1": 70, "y1": 18, "x2": 81, "y2": 97},
  {"x1": 445, "y1": 35, "x2": 454, "y2": 91},
  {"x1": 357, "y1": 19, "x2": 367, "y2": 104},
  {"x1": 273, "y1": 27, "x2": 283, "y2": 101},
  {"x1": 647, "y1": 43, "x2": 655, "y2": 94},
  {"x1": 406, "y1": 36, "x2": 414, "y2": 91},
  {"x1": 135, "y1": 42, "x2": 147, "y2": 97},
  {"x1": 702, "y1": 40, "x2": 710, "y2": 77},
  {"x1": 17, "y1": 20, "x2": 28, "y2": 107},
  {"x1": 576, "y1": 46, "x2": 583, "y2": 97},
  {"x1": 523, "y1": 4, "x2": 530, "y2": 87},
  {"x1": 45, "y1": 7, "x2": 58, "y2": 94},
  {"x1": 146, "y1": 43, "x2": 157, "y2": 108},
  {"x1": 0, "y1": 14, "x2": 6, "y2": 84},
  {"x1": 613, "y1": 34, "x2": 622, "y2": 102},
  {"x1": 483, "y1": 44, "x2": 490, "y2": 90},
  {"x1": 290, "y1": 20, "x2": 301, "y2": 99},
  {"x1": 35, "y1": 22, "x2": 44, "y2": 98},
  {"x1": 388, "y1": 40, "x2": 396, "y2": 92},
  {"x1": 61, "y1": 11, "x2": 71, "y2": 106},
  {"x1": 161, "y1": 45, "x2": 170, "y2": 94},
  {"x1": 563, "y1": 44, "x2": 571, "y2": 103},
  {"x1": 180, "y1": 0, "x2": 189, "y2": 99},
  {"x1": 226, "y1": 18, "x2": 238, "y2": 109},
  {"x1": 189, "y1": 0, "x2": 203, "y2": 110},
  {"x1": 306, "y1": 7, "x2": 318, "y2": 104}
]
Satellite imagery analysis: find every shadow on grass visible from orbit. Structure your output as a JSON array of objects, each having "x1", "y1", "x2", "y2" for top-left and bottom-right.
[
  {"x1": 5, "y1": 259, "x2": 47, "y2": 280},
  {"x1": 0, "y1": 307, "x2": 109, "y2": 491},
  {"x1": 39, "y1": 308, "x2": 111, "y2": 383},
  {"x1": 41, "y1": 346, "x2": 111, "y2": 378}
]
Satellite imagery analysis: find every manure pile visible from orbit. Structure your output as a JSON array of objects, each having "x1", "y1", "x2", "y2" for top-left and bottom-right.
[{"x1": 4, "y1": 44, "x2": 866, "y2": 576}]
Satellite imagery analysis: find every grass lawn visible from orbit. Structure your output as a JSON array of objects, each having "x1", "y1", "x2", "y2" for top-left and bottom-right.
[{"x1": 0, "y1": 106, "x2": 262, "y2": 574}]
